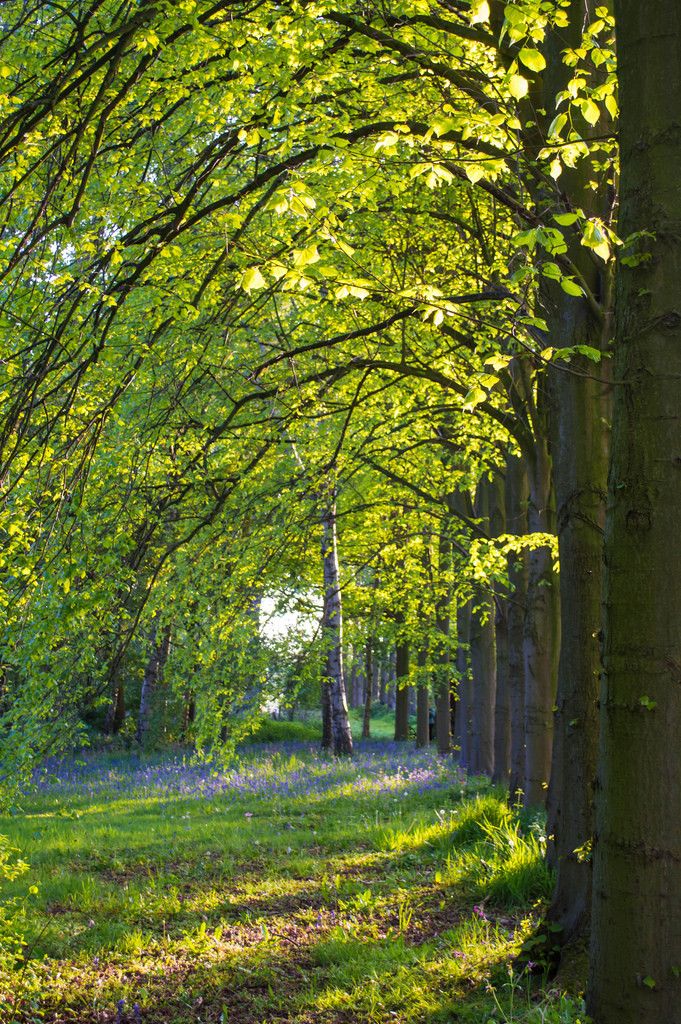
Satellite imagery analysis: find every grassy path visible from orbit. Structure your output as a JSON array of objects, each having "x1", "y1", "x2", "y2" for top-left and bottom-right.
[{"x1": 0, "y1": 743, "x2": 583, "y2": 1023}]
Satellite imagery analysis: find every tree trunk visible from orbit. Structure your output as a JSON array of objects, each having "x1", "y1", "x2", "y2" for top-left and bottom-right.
[
  {"x1": 137, "y1": 621, "x2": 171, "y2": 746},
  {"x1": 492, "y1": 594, "x2": 510, "y2": 785},
  {"x1": 362, "y1": 639, "x2": 372, "y2": 739},
  {"x1": 415, "y1": 646, "x2": 429, "y2": 747},
  {"x1": 104, "y1": 672, "x2": 126, "y2": 735},
  {"x1": 434, "y1": 528, "x2": 452, "y2": 755},
  {"x1": 379, "y1": 658, "x2": 388, "y2": 705},
  {"x1": 394, "y1": 637, "x2": 410, "y2": 741},
  {"x1": 588, "y1": 4, "x2": 681, "y2": 1020},
  {"x1": 320, "y1": 499, "x2": 353, "y2": 756},
  {"x1": 455, "y1": 601, "x2": 472, "y2": 767},
  {"x1": 506, "y1": 454, "x2": 529, "y2": 803},
  {"x1": 522, "y1": 436, "x2": 560, "y2": 807},
  {"x1": 470, "y1": 480, "x2": 497, "y2": 777},
  {"x1": 490, "y1": 475, "x2": 511, "y2": 786}
]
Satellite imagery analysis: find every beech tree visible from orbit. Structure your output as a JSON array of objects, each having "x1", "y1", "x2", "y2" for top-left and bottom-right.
[{"x1": 588, "y1": 2, "x2": 681, "y2": 1020}]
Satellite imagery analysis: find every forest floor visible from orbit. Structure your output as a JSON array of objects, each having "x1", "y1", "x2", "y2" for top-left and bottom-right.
[{"x1": 0, "y1": 731, "x2": 586, "y2": 1024}]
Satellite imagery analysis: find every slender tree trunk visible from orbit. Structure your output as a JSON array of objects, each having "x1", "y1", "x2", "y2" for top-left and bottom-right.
[
  {"x1": 455, "y1": 601, "x2": 472, "y2": 767},
  {"x1": 379, "y1": 658, "x2": 388, "y2": 705},
  {"x1": 137, "y1": 621, "x2": 171, "y2": 746},
  {"x1": 506, "y1": 455, "x2": 529, "y2": 803},
  {"x1": 470, "y1": 480, "x2": 497, "y2": 777},
  {"x1": 180, "y1": 691, "x2": 195, "y2": 743},
  {"x1": 588, "y1": 5, "x2": 681, "y2": 1020},
  {"x1": 490, "y1": 475, "x2": 511, "y2": 786},
  {"x1": 104, "y1": 673, "x2": 126, "y2": 735},
  {"x1": 492, "y1": 594, "x2": 510, "y2": 785},
  {"x1": 321, "y1": 680, "x2": 332, "y2": 750},
  {"x1": 470, "y1": 589, "x2": 496, "y2": 776},
  {"x1": 320, "y1": 499, "x2": 353, "y2": 756},
  {"x1": 434, "y1": 528, "x2": 452, "y2": 755},
  {"x1": 415, "y1": 646, "x2": 429, "y2": 747},
  {"x1": 362, "y1": 639, "x2": 372, "y2": 739},
  {"x1": 394, "y1": 637, "x2": 410, "y2": 741},
  {"x1": 522, "y1": 437, "x2": 560, "y2": 806}
]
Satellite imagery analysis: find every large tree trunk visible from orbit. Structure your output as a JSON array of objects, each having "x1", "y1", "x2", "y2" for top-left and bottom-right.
[
  {"x1": 506, "y1": 455, "x2": 529, "y2": 803},
  {"x1": 320, "y1": 499, "x2": 353, "y2": 756},
  {"x1": 588, "y1": 4, "x2": 681, "y2": 1020},
  {"x1": 539, "y1": 0, "x2": 613, "y2": 946}
]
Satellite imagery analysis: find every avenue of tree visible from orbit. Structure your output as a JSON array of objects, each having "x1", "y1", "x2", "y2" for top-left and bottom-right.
[{"x1": 0, "y1": 2, "x2": 678, "y2": 1022}]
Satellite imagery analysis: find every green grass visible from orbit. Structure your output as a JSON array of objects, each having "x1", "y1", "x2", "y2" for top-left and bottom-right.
[
  {"x1": 243, "y1": 705, "x2": 403, "y2": 745},
  {"x1": 0, "y1": 747, "x2": 586, "y2": 1024}
]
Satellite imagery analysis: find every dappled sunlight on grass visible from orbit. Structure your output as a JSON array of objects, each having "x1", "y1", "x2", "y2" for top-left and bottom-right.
[{"x1": 0, "y1": 745, "x2": 586, "y2": 1023}]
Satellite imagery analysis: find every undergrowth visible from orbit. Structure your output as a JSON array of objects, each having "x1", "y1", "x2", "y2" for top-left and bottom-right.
[{"x1": 0, "y1": 746, "x2": 586, "y2": 1024}]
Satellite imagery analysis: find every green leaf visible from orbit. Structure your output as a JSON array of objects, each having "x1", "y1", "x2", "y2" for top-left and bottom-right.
[
  {"x1": 553, "y1": 212, "x2": 580, "y2": 226},
  {"x1": 240, "y1": 267, "x2": 267, "y2": 291},
  {"x1": 293, "y1": 244, "x2": 320, "y2": 268},
  {"x1": 463, "y1": 386, "x2": 488, "y2": 411},
  {"x1": 582, "y1": 220, "x2": 611, "y2": 262},
  {"x1": 581, "y1": 98, "x2": 600, "y2": 126},
  {"x1": 509, "y1": 74, "x2": 529, "y2": 100},
  {"x1": 561, "y1": 279, "x2": 584, "y2": 297},
  {"x1": 518, "y1": 48, "x2": 547, "y2": 73}
]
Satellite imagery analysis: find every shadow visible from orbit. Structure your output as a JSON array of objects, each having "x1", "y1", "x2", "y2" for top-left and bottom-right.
[{"x1": 1, "y1": 763, "x2": 551, "y2": 1023}]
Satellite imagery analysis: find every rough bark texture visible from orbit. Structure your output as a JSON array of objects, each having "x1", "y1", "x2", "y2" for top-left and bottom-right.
[
  {"x1": 588, "y1": 5, "x2": 681, "y2": 1021},
  {"x1": 506, "y1": 455, "x2": 529, "y2": 803},
  {"x1": 538, "y1": 0, "x2": 613, "y2": 945},
  {"x1": 320, "y1": 501, "x2": 353, "y2": 756}
]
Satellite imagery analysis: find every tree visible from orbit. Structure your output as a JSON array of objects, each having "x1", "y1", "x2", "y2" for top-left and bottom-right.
[{"x1": 588, "y1": 3, "x2": 681, "y2": 1021}]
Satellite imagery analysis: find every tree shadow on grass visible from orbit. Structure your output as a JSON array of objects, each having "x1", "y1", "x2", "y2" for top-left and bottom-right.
[{"x1": 1, "y1": 783, "x2": 542, "y2": 1023}]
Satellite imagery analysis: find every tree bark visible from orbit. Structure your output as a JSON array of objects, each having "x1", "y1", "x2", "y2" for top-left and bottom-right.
[
  {"x1": 522, "y1": 434, "x2": 560, "y2": 807},
  {"x1": 394, "y1": 636, "x2": 410, "y2": 741},
  {"x1": 455, "y1": 601, "x2": 472, "y2": 767},
  {"x1": 533, "y1": 0, "x2": 613, "y2": 946},
  {"x1": 470, "y1": 480, "x2": 497, "y2": 777},
  {"x1": 434, "y1": 527, "x2": 452, "y2": 756},
  {"x1": 415, "y1": 646, "x2": 429, "y2": 747},
  {"x1": 506, "y1": 454, "x2": 529, "y2": 803},
  {"x1": 588, "y1": 4, "x2": 681, "y2": 1020},
  {"x1": 362, "y1": 639, "x2": 372, "y2": 739},
  {"x1": 490, "y1": 474, "x2": 511, "y2": 786},
  {"x1": 320, "y1": 499, "x2": 353, "y2": 756}
]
